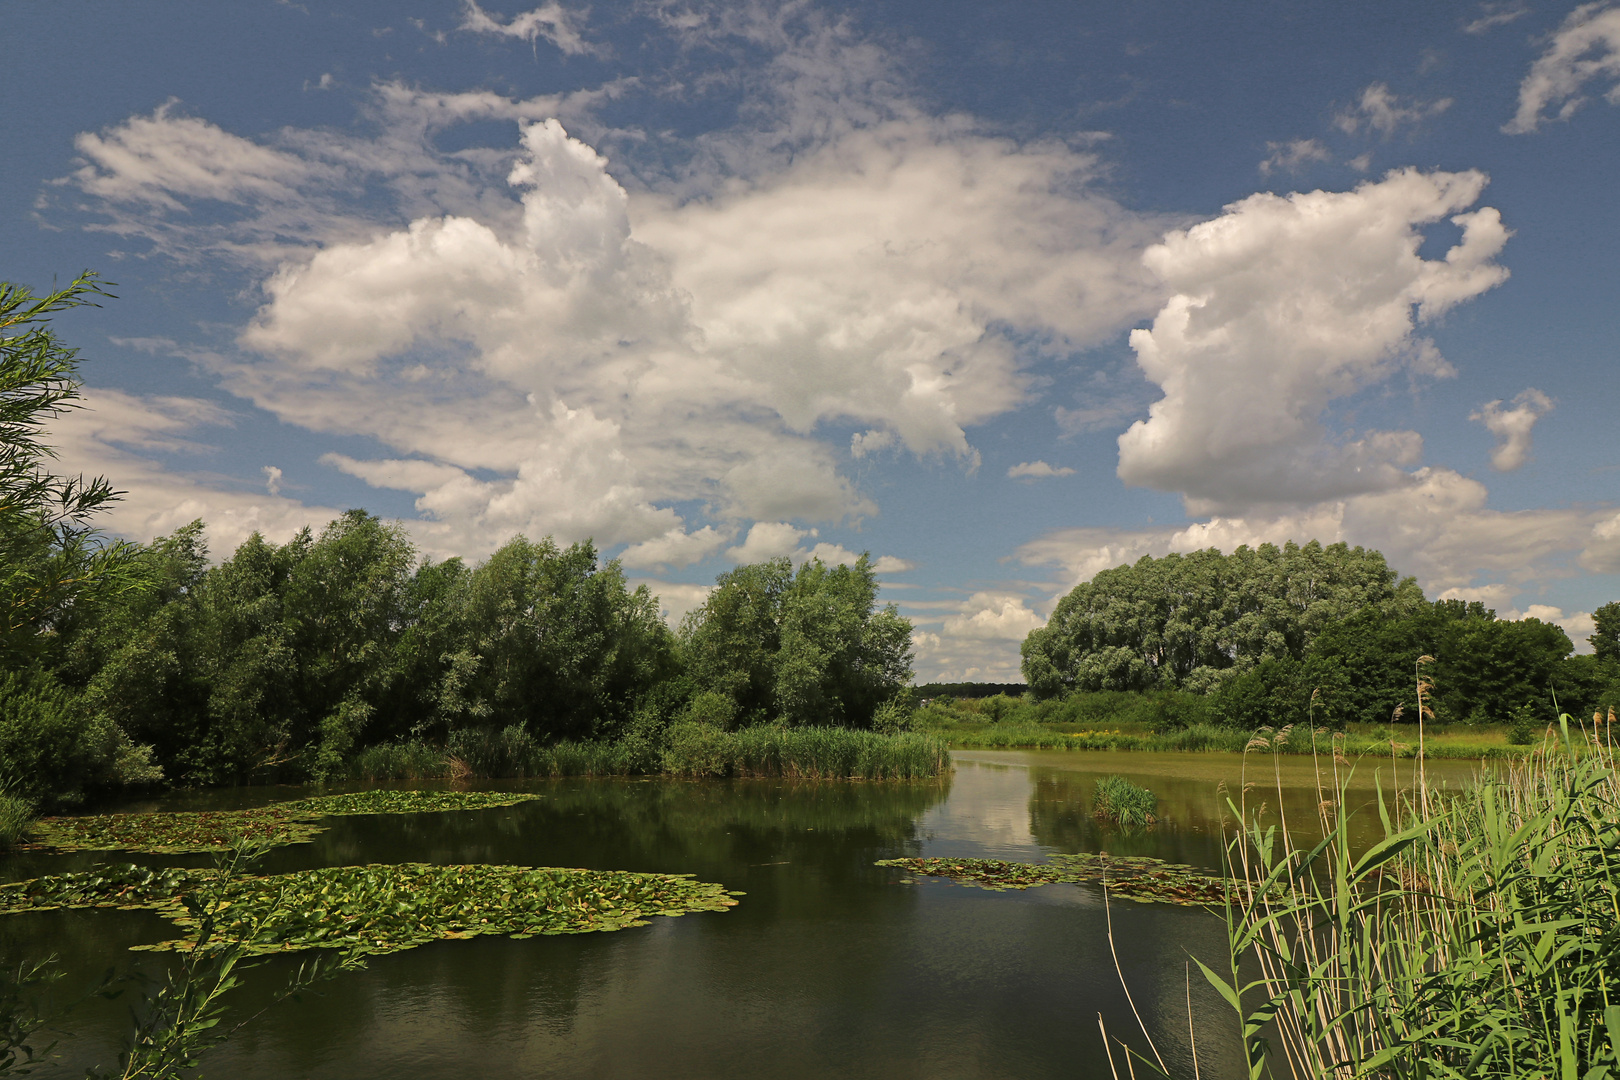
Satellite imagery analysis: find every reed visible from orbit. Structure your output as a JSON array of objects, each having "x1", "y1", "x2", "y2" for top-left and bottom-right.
[
  {"x1": 1105, "y1": 714, "x2": 1620, "y2": 1078},
  {"x1": 346, "y1": 741, "x2": 449, "y2": 781},
  {"x1": 0, "y1": 790, "x2": 34, "y2": 849},
  {"x1": 1091, "y1": 775, "x2": 1157, "y2": 827}
]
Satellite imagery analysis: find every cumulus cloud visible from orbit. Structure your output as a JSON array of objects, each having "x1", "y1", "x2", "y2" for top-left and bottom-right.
[
  {"x1": 1334, "y1": 84, "x2": 1453, "y2": 137},
  {"x1": 261, "y1": 465, "x2": 283, "y2": 495},
  {"x1": 941, "y1": 592, "x2": 1045, "y2": 640},
  {"x1": 1472, "y1": 387, "x2": 1554, "y2": 470},
  {"x1": 1506, "y1": 3, "x2": 1620, "y2": 133},
  {"x1": 52, "y1": 388, "x2": 343, "y2": 557},
  {"x1": 1258, "y1": 138, "x2": 1331, "y2": 176},
  {"x1": 1117, "y1": 169, "x2": 1510, "y2": 514},
  {"x1": 1007, "y1": 460, "x2": 1076, "y2": 480},
  {"x1": 1521, "y1": 604, "x2": 1596, "y2": 649},
  {"x1": 629, "y1": 579, "x2": 714, "y2": 628},
  {"x1": 1017, "y1": 466, "x2": 1597, "y2": 603},
  {"x1": 719, "y1": 521, "x2": 911, "y2": 571},
  {"x1": 459, "y1": 0, "x2": 599, "y2": 56}
]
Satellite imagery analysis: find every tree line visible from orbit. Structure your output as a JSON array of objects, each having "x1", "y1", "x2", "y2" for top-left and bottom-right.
[
  {"x1": 1021, "y1": 542, "x2": 1620, "y2": 727},
  {"x1": 0, "y1": 275, "x2": 913, "y2": 806}
]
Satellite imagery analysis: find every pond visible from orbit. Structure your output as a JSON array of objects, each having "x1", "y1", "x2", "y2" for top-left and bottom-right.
[{"x1": 3, "y1": 749, "x2": 1487, "y2": 1079}]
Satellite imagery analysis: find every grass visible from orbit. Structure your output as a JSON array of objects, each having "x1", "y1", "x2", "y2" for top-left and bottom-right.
[
  {"x1": 347, "y1": 741, "x2": 448, "y2": 781},
  {"x1": 0, "y1": 790, "x2": 34, "y2": 849},
  {"x1": 1091, "y1": 775, "x2": 1157, "y2": 827},
  {"x1": 1103, "y1": 713, "x2": 1620, "y2": 1077}
]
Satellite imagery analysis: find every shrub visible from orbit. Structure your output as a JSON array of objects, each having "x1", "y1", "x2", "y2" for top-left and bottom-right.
[
  {"x1": 1092, "y1": 774, "x2": 1157, "y2": 827},
  {"x1": 0, "y1": 787, "x2": 34, "y2": 849},
  {"x1": 0, "y1": 668, "x2": 120, "y2": 806}
]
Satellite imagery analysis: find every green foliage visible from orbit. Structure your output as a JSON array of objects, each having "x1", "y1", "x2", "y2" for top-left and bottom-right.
[
  {"x1": 0, "y1": 955, "x2": 62, "y2": 1075},
  {"x1": 0, "y1": 272, "x2": 143, "y2": 666},
  {"x1": 1208, "y1": 654, "x2": 1350, "y2": 729},
  {"x1": 680, "y1": 554, "x2": 913, "y2": 727},
  {"x1": 660, "y1": 725, "x2": 949, "y2": 779},
  {"x1": 1507, "y1": 701, "x2": 1539, "y2": 744},
  {"x1": 1023, "y1": 540, "x2": 1418, "y2": 697},
  {"x1": 346, "y1": 740, "x2": 447, "y2": 781},
  {"x1": 1091, "y1": 774, "x2": 1158, "y2": 826},
  {"x1": 878, "y1": 854, "x2": 1227, "y2": 905},
  {"x1": 0, "y1": 862, "x2": 739, "y2": 957},
  {"x1": 0, "y1": 667, "x2": 120, "y2": 806},
  {"x1": 1592, "y1": 601, "x2": 1620, "y2": 662}
]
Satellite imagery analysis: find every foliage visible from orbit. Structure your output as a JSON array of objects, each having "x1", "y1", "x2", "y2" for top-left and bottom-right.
[
  {"x1": 0, "y1": 667, "x2": 123, "y2": 806},
  {"x1": 1091, "y1": 775, "x2": 1157, "y2": 827},
  {"x1": 1207, "y1": 653, "x2": 1350, "y2": 729},
  {"x1": 0, "y1": 862, "x2": 740, "y2": 957},
  {"x1": 915, "y1": 681, "x2": 1027, "y2": 699},
  {"x1": 0, "y1": 788, "x2": 34, "y2": 851},
  {"x1": 877, "y1": 854, "x2": 1229, "y2": 905},
  {"x1": 345, "y1": 740, "x2": 447, "y2": 781},
  {"x1": 0, "y1": 272, "x2": 142, "y2": 666},
  {"x1": 1022, "y1": 540, "x2": 1418, "y2": 697},
  {"x1": 660, "y1": 725, "x2": 949, "y2": 780},
  {"x1": 0, "y1": 956, "x2": 61, "y2": 1075},
  {"x1": 680, "y1": 555, "x2": 913, "y2": 727},
  {"x1": 29, "y1": 790, "x2": 542, "y2": 854}
]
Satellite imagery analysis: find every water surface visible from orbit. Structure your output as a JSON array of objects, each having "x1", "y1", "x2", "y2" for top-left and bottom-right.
[{"x1": 4, "y1": 750, "x2": 1487, "y2": 1078}]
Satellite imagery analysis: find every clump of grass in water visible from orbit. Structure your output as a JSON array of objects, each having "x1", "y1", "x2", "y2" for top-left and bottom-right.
[
  {"x1": 1091, "y1": 775, "x2": 1156, "y2": 827},
  {"x1": 347, "y1": 741, "x2": 448, "y2": 781},
  {"x1": 0, "y1": 786, "x2": 34, "y2": 850}
]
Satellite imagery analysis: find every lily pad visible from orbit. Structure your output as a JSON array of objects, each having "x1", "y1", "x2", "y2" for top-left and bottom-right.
[
  {"x1": 0, "y1": 861, "x2": 739, "y2": 955},
  {"x1": 876, "y1": 854, "x2": 1232, "y2": 906},
  {"x1": 29, "y1": 790, "x2": 544, "y2": 854}
]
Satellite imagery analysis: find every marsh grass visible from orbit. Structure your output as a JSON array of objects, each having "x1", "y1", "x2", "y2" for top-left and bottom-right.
[
  {"x1": 1092, "y1": 775, "x2": 1158, "y2": 827},
  {"x1": 1104, "y1": 714, "x2": 1620, "y2": 1078},
  {"x1": 0, "y1": 789, "x2": 34, "y2": 850},
  {"x1": 346, "y1": 741, "x2": 448, "y2": 781}
]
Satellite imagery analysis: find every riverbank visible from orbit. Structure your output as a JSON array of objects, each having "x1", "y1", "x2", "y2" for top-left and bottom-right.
[{"x1": 933, "y1": 720, "x2": 1531, "y2": 759}]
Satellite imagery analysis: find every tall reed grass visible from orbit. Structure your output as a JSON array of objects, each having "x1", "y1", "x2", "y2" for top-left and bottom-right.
[
  {"x1": 0, "y1": 788, "x2": 34, "y2": 849},
  {"x1": 1091, "y1": 775, "x2": 1157, "y2": 827},
  {"x1": 1106, "y1": 714, "x2": 1620, "y2": 1078}
]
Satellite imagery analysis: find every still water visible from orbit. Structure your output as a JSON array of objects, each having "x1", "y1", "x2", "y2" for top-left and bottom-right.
[{"x1": 4, "y1": 750, "x2": 1484, "y2": 1079}]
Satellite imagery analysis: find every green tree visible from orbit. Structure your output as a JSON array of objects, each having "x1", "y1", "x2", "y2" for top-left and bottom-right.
[
  {"x1": 681, "y1": 554, "x2": 913, "y2": 727},
  {"x1": 1590, "y1": 601, "x2": 1620, "y2": 662},
  {"x1": 1022, "y1": 541, "x2": 1420, "y2": 698}
]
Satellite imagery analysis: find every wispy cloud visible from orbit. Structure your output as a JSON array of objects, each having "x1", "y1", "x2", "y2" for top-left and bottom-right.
[{"x1": 1505, "y1": 2, "x2": 1620, "y2": 133}]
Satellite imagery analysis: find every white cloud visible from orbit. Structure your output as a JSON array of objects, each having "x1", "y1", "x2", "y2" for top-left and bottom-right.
[
  {"x1": 459, "y1": 0, "x2": 599, "y2": 56},
  {"x1": 870, "y1": 554, "x2": 916, "y2": 573},
  {"x1": 262, "y1": 465, "x2": 283, "y2": 495},
  {"x1": 1017, "y1": 467, "x2": 1597, "y2": 604},
  {"x1": 1472, "y1": 387, "x2": 1554, "y2": 470},
  {"x1": 726, "y1": 521, "x2": 809, "y2": 562},
  {"x1": 1506, "y1": 3, "x2": 1620, "y2": 133},
  {"x1": 1118, "y1": 169, "x2": 1510, "y2": 514},
  {"x1": 1007, "y1": 460, "x2": 1076, "y2": 480},
  {"x1": 942, "y1": 592, "x2": 1045, "y2": 640},
  {"x1": 629, "y1": 579, "x2": 713, "y2": 628},
  {"x1": 52, "y1": 388, "x2": 344, "y2": 558},
  {"x1": 1464, "y1": 2, "x2": 1531, "y2": 34},
  {"x1": 1521, "y1": 604, "x2": 1596, "y2": 650},
  {"x1": 618, "y1": 526, "x2": 730, "y2": 569},
  {"x1": 1258, "y1": 138, "x2": 1331, "y2": 177},
  {"x1": 1334, "y1": 83, "x2": 1452, "y2": 137},
  {"x1": 908, "y1": 628, "x2": 1026, "y2": 684}
]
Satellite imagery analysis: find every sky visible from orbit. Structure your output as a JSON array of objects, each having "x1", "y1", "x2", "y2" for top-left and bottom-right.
[{"x1": 4, "y1": 0, "x2": 1620, "y2": 682}]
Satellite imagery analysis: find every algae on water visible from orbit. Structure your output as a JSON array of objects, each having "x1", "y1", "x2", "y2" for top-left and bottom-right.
[{"x1": 877, "y1": 854, "x2": 1230, "y2": 906}]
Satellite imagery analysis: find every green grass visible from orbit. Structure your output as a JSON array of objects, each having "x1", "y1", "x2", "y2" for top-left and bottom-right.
[
  {"x1": 0, "y1": 791, "x2": 35, "y2": 849},
  {"x1": 347, "y1": 741, "x2": 449, "y2": 780},
  {"x1": 940, "y1": 719, "x2": 1529, "y2": 759},
  {"x1": 1091, "y1": 774, "x2": 1157, "y2": 826}
]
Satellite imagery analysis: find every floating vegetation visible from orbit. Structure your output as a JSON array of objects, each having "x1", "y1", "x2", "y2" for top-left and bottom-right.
[
  {"x1": 876, "y1": 854, "x2": 1229, "y2": 906},
  {"x1": 28, "y1": 790, "x2": 543, "y2": 854},
  {"x1": 0, "y1": 861, "x2": 739, "y2": 955},
  {"x1": 1091, "y1": 774, "x2": 1158, "y2": 827}
]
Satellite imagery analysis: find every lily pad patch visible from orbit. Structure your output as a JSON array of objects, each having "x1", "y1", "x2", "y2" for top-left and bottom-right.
[
  {"x1": 28, "y1": 790, "x2": 544, "y2": 854},
  {"x1": 876, "y1": 854, "x2": 1230, "y2": 906},
  {"x1": 0, "y1": 861, "x2": 739, "y2": 955}
]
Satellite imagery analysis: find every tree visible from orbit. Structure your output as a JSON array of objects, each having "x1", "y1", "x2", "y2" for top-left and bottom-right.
[
  {"x1": 0, "y1": 272, "x2": 139, "y2": 662},
  {"x1": 1022, "y1": 541, "x2": 1421, "y2": 698},
  {"x1": 1590, "y1": 602, "x2": 1620, "y2": 662},
  {"x1": 680, "y1": 555, "x2": 913, "y2": 727}
]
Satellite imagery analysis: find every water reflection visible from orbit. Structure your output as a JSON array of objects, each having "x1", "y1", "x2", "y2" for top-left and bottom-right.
[{"x1": 2, "y1": 751, "x2": 1487, "y2": 1079}]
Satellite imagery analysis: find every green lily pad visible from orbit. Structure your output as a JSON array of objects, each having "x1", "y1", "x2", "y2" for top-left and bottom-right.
[
  {"x1": 0, "y1": 861, "x2": 739, "y2": 956},
  {"x1": 875, "y1": 854, "x2": 1233, "y2": 906},
  {"x1": 28, "y1": 790, "x2": 543, "y2": 854}
]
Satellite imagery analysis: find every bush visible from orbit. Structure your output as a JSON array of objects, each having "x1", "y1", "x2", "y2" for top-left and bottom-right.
[
  {"x1": 446, "y1": 725, "x2": 543, "y2": 778},
  {"x1": 1092, "y1": 775, "x2": 1157, "y2": 827},
  {"x1": 1507, "y1": 702, "x2": 1539, "y2": 746},
  {"x1": 0, "y1": 668, "x2": 120, "y2": 806},
  {"x1": 348, "y1": 741, "x2": 448, "y2": 781}
]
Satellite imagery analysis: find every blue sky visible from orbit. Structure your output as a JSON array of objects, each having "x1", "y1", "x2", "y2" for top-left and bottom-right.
[{"x1": 5, "y1": 0, "x2": 1620, "y2": 680}]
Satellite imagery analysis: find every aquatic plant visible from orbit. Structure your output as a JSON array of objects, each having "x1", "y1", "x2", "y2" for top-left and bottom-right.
[
  {"x1": 0, "y1": 787, "x2": 34, "y2": 850},
  {"x1": 0, "y1": 861, "x2": 740, "y2": 957},
  {"x1": 1103, "y1": 713, "x2": 1620, "y2": 1078},
  {"x1": 1091, "y1": 775, "x2": 1157, "y2": 827},
  {"x1": 28, "y1": 789, "x2": 543, "y2": 854},
  {"x1": 346, "y1": 741, "x2": 448, "y2": 780},
  {"x1": 877, "y1": 854, "x2": 1230, "y2": 906}
]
